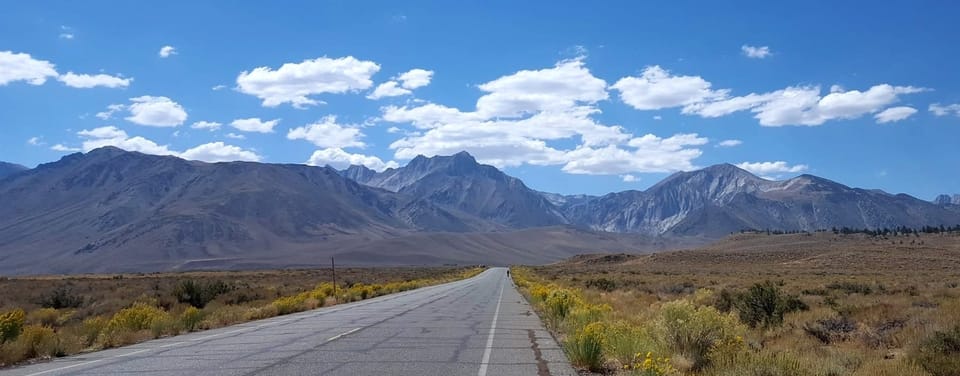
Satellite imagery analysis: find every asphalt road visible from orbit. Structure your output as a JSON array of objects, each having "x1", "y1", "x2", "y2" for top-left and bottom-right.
[{"x1": 2, "y1": 267, "x2": 576, "y2": 376}]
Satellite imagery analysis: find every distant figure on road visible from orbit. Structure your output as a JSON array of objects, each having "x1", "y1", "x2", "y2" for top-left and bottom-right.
[{"x1": 506, "y1": 269, "x2": 510, "y2": 277}]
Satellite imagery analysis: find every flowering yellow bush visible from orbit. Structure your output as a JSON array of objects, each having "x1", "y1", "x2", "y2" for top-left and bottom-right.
[
  {"x1": 630, "y1": 351, "x2": 675, "y2": 376},
  {"x1": 180, "y1": 306, "x2": 204, "y2": 332},
  {"x1": 0, "y1": 308, "x2": 25, "y2": 344},
  {"x1": 105, "y1": 303, "x2": 170, "y2": 333},
  {"x1": 654, "y1": 299, "x2": 746, "y2": 371},
  {"x1": 565, "y1": 322, "x2": 607, "y2": 371}
]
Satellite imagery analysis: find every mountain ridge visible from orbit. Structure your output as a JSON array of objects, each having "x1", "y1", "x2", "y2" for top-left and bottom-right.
[{"x1": 1, "y1": 147, "x2": 958, "y2": 274}]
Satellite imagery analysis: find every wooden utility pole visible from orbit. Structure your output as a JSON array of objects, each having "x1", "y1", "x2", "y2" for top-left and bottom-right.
[{"x1": 331, "y1": 257, "x2": 338, "y2": 304}]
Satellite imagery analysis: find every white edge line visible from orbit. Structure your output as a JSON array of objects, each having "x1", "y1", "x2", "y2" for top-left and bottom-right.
[
  {"x1": 325, "y1": 327, "x2": 362, "y2": 342},
  {"x1": 23, "y1": 349, "x2": 149, "y2": 376},
  {"x1": 477, "y1": 280, "x2": 505, "y2": 376}
]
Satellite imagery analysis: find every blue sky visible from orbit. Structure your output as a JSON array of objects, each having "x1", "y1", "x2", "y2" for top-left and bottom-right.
[{"x1": 2, "y1": 1, "x2": 958, "y2": 199}]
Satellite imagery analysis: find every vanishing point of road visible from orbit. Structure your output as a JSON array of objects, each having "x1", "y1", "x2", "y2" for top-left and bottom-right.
[{"x1": 2, "y1": 268, "x2": 576, "y2": 376}]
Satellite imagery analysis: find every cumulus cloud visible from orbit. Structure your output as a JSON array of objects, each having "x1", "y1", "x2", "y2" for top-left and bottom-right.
[
  {"x1": 125, "y1": 96, "x2": 187, "y2": 127},
  {"x1": 78, "y1": 126, "x2": 176, "y2": 155},
  {"x1": 741, "y1": 45, "x2": 772, "y2": 59},
  {"x1": 76, "y1": 126, "x2": 259, "y2": 162},
  {"x1": 736, "y1": 161, "x2": 809, "y2": 176},
  {"x1": 1, "y1": 50, "x2": 131, "y2": 90},
  {"x1": 561, "y1": 134, "x2": 708, "y2": 174},
  {"x1": 684, "y1": 84, "x2": 927, "y2": 126},
  {"x1": 57, "y1": 72, "x2": 131, "y2": 88},
  {"x1": 717, "y1": 139, "x2": 743, "y2": 147},
  {"x1": 181, "y1": 142, "x2": 262, "y2": 162},
  {"x1": 236, "y1": 56, "x2": 380, "y2": 108},
  {"x1": 930, "y1": 103, "x2": 960, "y2": 117},
  {"x1": 383, "y1": 59, "x2": 707, "y2": 175},
  {"x1": 230, "y1": 118, "x2": 279, "y2": 133},
  {"x1": 305, "y1": 148, "x2": 398, "y2": 171},
  {"x1": 27, "y1": 137, "x2": 43, "y2": 146},
  {"x1": 874, "y1": 106, "x2": 917, "y2": 124},
  {"x1": 226, "y1": 132, "x2": 245, "y2": 139},
  {"x1": 0, "y1": 51, "x2": 58, "y2": 86},
  {"x1": 621, "y1": 174, "x2": 640, "y2": 182},
  {"x1": 51, "y1": 144, "x2": 80, "y2": 152},
  {"x1": 476, "y1": 58, "x2": 608, "y2": 118},
  {"x1": 159, "y1": 45, "x2": 177, "y2": 58},
  {"x1": 366, "y1": 81, "x2": 411, "y2": 99},
  {"x1": 612, "y1": 65, "x2": 726, "y2": 111},
  {"x1": 96, "y1": 104, "x2": 125, "y2": 120},
  {"x1": 397, "y1": 68, "x2": 433, "y2": 89},
  {"x1": 191, "y1": 121, "x2": 221, "y2": 131},
  {"x1": 287, "y1": 116, "x2": 365, "y2": 148}
]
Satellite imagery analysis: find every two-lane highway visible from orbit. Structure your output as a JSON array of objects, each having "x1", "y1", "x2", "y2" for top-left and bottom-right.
[{"x1": 2, "y1": 268, "x2": 576, "y2": 376}]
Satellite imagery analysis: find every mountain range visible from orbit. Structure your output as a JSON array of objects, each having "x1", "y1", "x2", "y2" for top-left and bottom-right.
[{"x1": 0, "y1": 147, "x2": 957, "y2": 274}]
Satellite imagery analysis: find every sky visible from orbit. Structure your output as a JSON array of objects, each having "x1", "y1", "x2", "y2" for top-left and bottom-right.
[{"x1": 1, "y1": 1, "x2": 959, "y2": 199}]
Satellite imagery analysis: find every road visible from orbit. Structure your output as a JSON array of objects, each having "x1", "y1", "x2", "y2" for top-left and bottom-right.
[{"x1": 2, "y1": 267, "x2": 576, "y2": 376}]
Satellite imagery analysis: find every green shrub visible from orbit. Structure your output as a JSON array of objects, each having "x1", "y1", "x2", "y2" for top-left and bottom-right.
[
  {"x1": 37, "y1": 286, "x2": 85, "y2": 309},
  {"x1": 0, "y1": 309, "x2": 25, "y2": 344},
  {"x1": 826, "y1": 281, "x2": 874, "y2": 295},
  {"x1": 585, "y1": 278, "x2": 617, "y2": 291},
  {"x1": 173, "y1": 280, "x2": 231, "y2": 308},
  {"x1": 913, "y1": 325, "x2": 960, "y2": 376},
  {"x1": 718, "y1": 282, "x2": 808, "y2": 328},
  {"x1": 565, "y1": 322, "x2": 606, "y2": 372},
  {"x1": 655, "y1": 300, "x2": 745, "y2": 371}
]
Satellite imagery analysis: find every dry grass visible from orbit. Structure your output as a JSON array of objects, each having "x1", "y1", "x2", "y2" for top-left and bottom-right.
[
  {"x1": 0, "y1": 266, "x2": 482, "y2": 367},
  {"x1": 516, "y1": 231, "x2": 960, "y2": 375}
]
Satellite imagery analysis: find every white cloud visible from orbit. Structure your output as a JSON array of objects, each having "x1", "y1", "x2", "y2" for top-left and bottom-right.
[
  {"x1": 0, "y1": 51, "x2": 58, "y2": 86},
  {"x1": 366, "y1": 81, "x2": 411, "y2": 99},
  {"x1": 735, "y1": 161, "x2": 809, "y2": 176},
  {"x1": 383, "y1": 59, "x2": 705, "y2": 175},
  {"x1": 612, "y1": 65, "x2": 726, "y2": 111},
  {"x1": 562, "y1": 133, "x2": 708, "y2": 174},
  {"x1": 181, "y1": 142, "x2": 262, "y2": 162},
  {"x1": 684, "y1": 84, "x2": 927, "y2": 126},
  {"x1": 57, "y1": 72, "x2": 131, "y2": 88},
  {"x1": 27, "y1": 137, "x2": 42, "y2": 146},
  {"x1": 230, "y1": 117, "x2": 279, "y2": 133},
  {"x1": 125, "y1": 96, "x2": 187, "y2": 127},
  {"x1": 717, "y1": 139, "x2": 743, "y2": 147},
  {"x1": 287, "y1": 116, "x2": 365, "y2": 148},
  {"x1": 191, "y1": 121, "x2": 222, "y2": 131},
  {"x1": 874, "y1": 106, "x2": 917, "y2": 124},
  {"x1": 621, "y1": 174, "x2": 640, "y2": 182},
  {"x1": 211, "y1": 84, "x2": 227, "y2": 91},
  {"x1": 96, "y1": 104, "x2": 125, "y2": 120},
  {"x1": 386, "y1": 126, "x2": 402, "y2": 134},
  {"x1": 741, "y1": 45, "x2": 772, "y2": 59},
  {"x1": 397, "y1": 68, "x2": 433, "y2": 89},
  {"x1": 236, "y1": 56, "x2": 380, "y2": 108},
  {"x1": 59, "y1": 33, "x2": 74, "y2": 40},
  {"x1": 305, "y1": 148, "x2": 398, "y2": 172},
  {"x1": 930, "y1": 103, "x2": 960, "y2": 117},
  {"x1": 78, "y1": 126, "x2": 176, "y2": 155},
  {"x1": 51, "y1": 144, "x2": 80, "y2": 152},
  {"x1": 226, "y1": 132, "x2": 245, "y2": 139},
  {"x1": 475, "y1": 58, "x2": 608, "y2": 118},
  {"x1": 159, "y1": 45, "x2": 177, "y2": 58}
]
